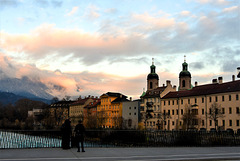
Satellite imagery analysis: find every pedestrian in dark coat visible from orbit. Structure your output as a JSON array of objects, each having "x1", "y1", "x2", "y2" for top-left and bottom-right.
[
  {"x1": 61, "y1": 119, "x2": 72, "y2": 149},
  {"x1": 74, "y1": 120, "x2": 85, "y2": 152}
]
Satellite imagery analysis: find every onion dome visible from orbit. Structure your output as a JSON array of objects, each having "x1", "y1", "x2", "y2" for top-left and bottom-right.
[
  {"x1": 147, "y1": 58, "x2": 159, "y2": 80},
  {"x1": 179, "y1": 56, "x2": 191, "y2": 77}
]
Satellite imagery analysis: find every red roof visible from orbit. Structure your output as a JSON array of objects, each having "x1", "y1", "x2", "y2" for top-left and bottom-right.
[{"x1": 162, "y1": 80, "x2": 240, "y2": 99}]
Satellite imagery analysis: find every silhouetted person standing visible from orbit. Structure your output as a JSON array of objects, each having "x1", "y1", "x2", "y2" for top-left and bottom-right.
[
  {"x1": 61, "y1": 119, "x2": 72, "y2": 149},
  {"x1": 74, "y1": 120, "x2": 85, "y2": 152}
]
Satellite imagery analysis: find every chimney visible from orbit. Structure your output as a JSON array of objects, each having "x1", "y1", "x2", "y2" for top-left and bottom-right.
[
  {"x1": 218, "y1": 77, "x2": 223, "y2": 84},
  {"x1": 195, "y1": 81, "x2": 198, "y2": 87},
  {"x1": 166, "y1": 80, "x2": 171, "y2": 86},
  {"x1": 130, "y1": 97, "x2": 132, "y2": 101},
  {"x1": 173, "y1": 85, "x2": 176, "y2": 91},
  {"x1": 212, "y1": 79, "x2": 217, "y2": 84},
  {"x1": 163, "y1": 84, "x2": 165, "y2": 87},
  {"x1": 232, "y1": 75, "x2": 235, "y2": 81}
]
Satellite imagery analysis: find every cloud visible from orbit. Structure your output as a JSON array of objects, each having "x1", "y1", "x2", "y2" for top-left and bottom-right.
[
  {"x1": 84, "y1": 4, "x2": 100, "y2": 20},
  {"x1": 195, "y1": 0, "x2": 230, "y2": 5},
  {"x1": 0, "y1": 0, "x2": 20, "y2": 8},
  {"x1": 66, "y1": 6, "x2": 79, "y2": 16}
]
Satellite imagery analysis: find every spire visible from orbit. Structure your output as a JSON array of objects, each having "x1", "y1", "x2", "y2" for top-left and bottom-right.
[
  {"x1": 152, "y1": 58, "x2": 154, "y2": 65},
  {"x1": 184, "y1": 55, "x2": 186, "y2": 63}
]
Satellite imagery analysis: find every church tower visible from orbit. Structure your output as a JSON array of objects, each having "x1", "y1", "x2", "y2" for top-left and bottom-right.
[
  {"x1": 147, "y1": 58, "x2": 159, "y2": 90},
  {"x1": 179, "y1": 56, "x2": 192, "y2": 91}
]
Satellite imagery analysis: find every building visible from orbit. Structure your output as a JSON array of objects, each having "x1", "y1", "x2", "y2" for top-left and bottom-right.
[
  {"x1": 122, "y1": 99, "x2": 141, "y2": 129},
  {"x1": 140, "y1": 59, "x2": 176, "y2": 130},
  {"x1": 98, "y1": 92, "x2": 130, "y2": 128},
  {"x1": 69, "y1": 96, "x2": 98, "y2": 127},
  {"x1": 83, "y1": 99, "x2": 101, "y2": 128},
  {"x1": 162, "y1": 77, "x2": 240, "y2": 131},
  {"x1": 49, "y1": 101, "x2": 75, "y2": 127},
  {"x1": 141, "y1": 57, "x2": 240, "y2": 131}
]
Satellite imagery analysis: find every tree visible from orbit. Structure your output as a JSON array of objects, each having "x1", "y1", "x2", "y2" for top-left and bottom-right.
[
  {"x1": 208, "y1": 102, "x2": 224, "y2": 130},
  {"x1": 182, "y1": 104, "x2": 199, "y2": 130}
]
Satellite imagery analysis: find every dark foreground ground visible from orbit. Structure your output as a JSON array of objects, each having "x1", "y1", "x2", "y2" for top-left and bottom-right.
[{"x1": 0, "y1": 147, "x2": 240, "y2": 161}]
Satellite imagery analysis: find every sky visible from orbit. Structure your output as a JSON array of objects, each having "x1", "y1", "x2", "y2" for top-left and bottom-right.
[{"x1": 0, "y1": 0, "x2": 239, "y2": 100}]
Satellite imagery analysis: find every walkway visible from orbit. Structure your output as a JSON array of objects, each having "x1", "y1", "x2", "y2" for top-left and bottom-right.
[{"x1": 0, "y1": 147, "x2": 240, "y2": 161}]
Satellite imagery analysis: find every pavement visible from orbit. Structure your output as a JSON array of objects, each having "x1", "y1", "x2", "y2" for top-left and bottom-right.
[{"x1": 0, "y1": 147, "x2": 240, "y2": 161}]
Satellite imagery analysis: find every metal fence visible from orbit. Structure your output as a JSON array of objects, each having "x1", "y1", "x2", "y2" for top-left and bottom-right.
[{"x1": 1, "y1": 130, "x2": 240, "y2": 149}]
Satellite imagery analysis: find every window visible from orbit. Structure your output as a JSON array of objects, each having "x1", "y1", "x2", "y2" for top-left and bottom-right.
[
  {"x1": 222, "y1": 108, "x2": 225, "y2": 114},
  {"x1": 222, "y1": 120, "x2": 225, "y2": 126},
  {"x1": 202, "y1": 97, "x2": 204, "y2": 103},
  {"x1": 210, "y1": 120, "x2": 212, "y2": 126},
  {"x1": 229, "y1": 120, "x2": 232, "y2": 126},
  {"x1": 129, "y1": 113, "x2": 131, "y2": 115},
  {"x1": 236, "y1": 94, "x2": 239, "y2": 100},
  {"x1": 176, "y1": 109, "x2": 179, "y2": 115},
  {"x1": 172, "y1": 110, "x2": 174, "y2": 115},
  {"x1": 172, "y1": 121, "x2": 175, "y2": 125},
  {"x1": 202, "y1": 120, "x2": 204, "y2": 126},
  {"x1": 215, "y1": 96, "x2": 218, "y2": 102},
  {"x1": 181, "y1": 109, "x2": 183, "y2": 115},
  {"x1": 172, "y1": 100, "x2": 174, "y2": 105},
  {"x1": 195, "y1": 98, "x2": 197, "y2": 103},
  {"x1": 237, "y1": 107, "x2": 240, "y2": 114},
  {"x1": 209, "y1": 97, "x2": 212, "y2": 102},
  {"x1": 229, "y1": 107, "x2": 232, "y2": 114},
  {"x1": 177, "y1": 100, "x2": 179, "y2": 105},
  {"x1": 129, "y1": 107, "x2": 131, "y2": 110},
  {"x1": 222, "y1": 96, "x2": 225, "y2": 102},
  {"x1": 134, "y1": 107, "x2": 136, "y2": 109},
  {"x1": 168, "y1": 101, "x2": 170, "y2": 105},
  {"x1": 164, "y1": 101, "x2": 166, "y2": 106},
  {"x1": 150, "y1": 82, "x2": 153, "y2": 89},
  {"x1": 181, "y1": 99, "x2": 183, "y2": 104},
  {"x1": 237, "y1": 120, "x2": 240, "y2": 127},
  {"x1": 188, "y1": 99, "x2": 190, "y2": 104},
  {"x1": 229, "y1": 95, "x2": 232, "y2": 101},
  {"x1": 168, "y1": 110, "x2": 170, "y2": 115},
  {"x1": 182, "y1": 80, "x2": 186, "y2": 87},
  {"x1": 134, "y1": 113, "x2": 136, "y2": 115},
  {"x1": 202, "y1": 109, "x2": 204, "y2": 115}
]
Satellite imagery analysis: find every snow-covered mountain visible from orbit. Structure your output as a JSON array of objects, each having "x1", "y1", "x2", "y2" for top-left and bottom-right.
[{"x1": 0, "y1": 76, "x2": 53, "y2": 100}]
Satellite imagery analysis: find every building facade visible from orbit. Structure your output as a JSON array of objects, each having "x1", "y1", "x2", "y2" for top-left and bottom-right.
[
  {"x1": 122, "y1": 99, "x2": 141, "y2": 129},
  {"x1": 141, "y1": 58, "x2": 240, "y2": 131}
]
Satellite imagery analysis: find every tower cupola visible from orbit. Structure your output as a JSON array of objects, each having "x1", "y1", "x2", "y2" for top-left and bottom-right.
[
  {"x1": 147, "y1": 58, "x2": 159, "y2": 90},
  {"x1": 179, "y1": 56, "x2": 192, "y2": 91}
]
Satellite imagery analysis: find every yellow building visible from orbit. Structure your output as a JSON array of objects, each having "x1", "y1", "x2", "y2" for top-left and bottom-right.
[{"x1": 98, "y1": 92, "x2": 129, "y2": 128}]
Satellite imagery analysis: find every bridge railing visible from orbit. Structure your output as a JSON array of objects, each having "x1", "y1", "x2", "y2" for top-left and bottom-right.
[{"x1": 1, "y1": 130, "x2": 240, "y2": 149}]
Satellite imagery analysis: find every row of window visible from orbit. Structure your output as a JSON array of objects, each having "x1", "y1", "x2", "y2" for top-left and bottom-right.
[
  {"x1": 163, "y1": 94, "x2": 239, "y2": 106},
  {"x1": 146, "y1": 120, "x2": 240, "y2": 127},
  {"x1": 100, "y1": 105, "x2": 120, "y2": 110},
  {"x1": 149, "y1": 107, "x2": 240, "y2": 116}
]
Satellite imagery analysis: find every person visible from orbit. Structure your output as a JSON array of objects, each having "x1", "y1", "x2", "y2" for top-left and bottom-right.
[
  {"x1": 61, "y1": 119, "x2": 72, "y2": 149},
  {"x1": 74, "y1": 120, "x2": 85, "y2": 152}
]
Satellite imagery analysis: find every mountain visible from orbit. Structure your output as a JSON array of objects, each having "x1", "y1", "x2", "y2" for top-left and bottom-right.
[
  {"x1": 0, "y1": 91, "x2": 51, "y2": 105},
  {"x1": 0, "y1": 76, "x2": 53, "y2": 100}
]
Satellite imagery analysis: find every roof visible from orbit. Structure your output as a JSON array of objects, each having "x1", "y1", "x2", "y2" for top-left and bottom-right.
[
  {"x1": 162, "y1": 80, "x2": 240, "y2": 99},
  {"x1": 50, "y1": 101, "x2": 76, "y2": 108},
  {"x1": 143, "y1": 86, "x2": 167, "y2": 98},
  {"x1": 101, "y1": 92, "x2": 127, "y2": 98},
  {"x1": 84, "y1": 99, "x2": 101, "y2": 109},
  {"x1": 111, "y1": 96, "x2": 129, "y2": 103}
]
